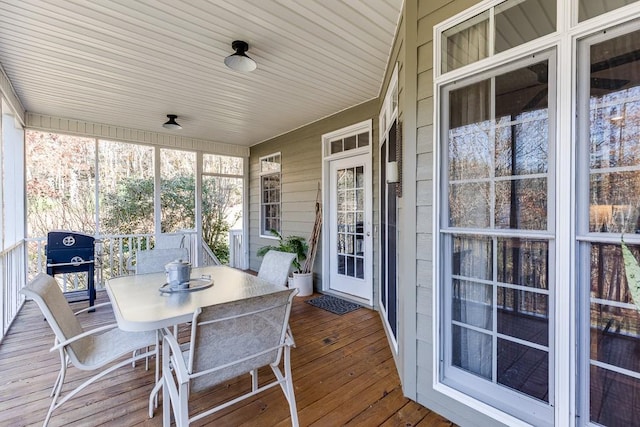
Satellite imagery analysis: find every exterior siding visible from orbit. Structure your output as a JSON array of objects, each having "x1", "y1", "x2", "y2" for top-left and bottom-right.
[
  {"x1": 248, "y1": 1, "x2": 512, "y2": 425},
  {"x1": 249, "y1": 100, "x2": 379, "y2": 293},
  {"x1": 412, "y1": 1, "x2": 509, "y2": 426}
]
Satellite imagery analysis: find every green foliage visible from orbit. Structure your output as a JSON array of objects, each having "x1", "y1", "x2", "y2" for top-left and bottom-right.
[
  {"x1": 160, "y1": 176, "x2": 196, "y2": 232},
  {"x1": 102, "y1": 177, "x2": 154, "y2": 234},
  {"x1": 257, "y1": 230, "x2": 308, "y2": 273},
  {"x1": 25, "y1": 131, "x2": 242, "y2": 267},
  {"x1": 202, "y1": 176, "x2": 241, "y2": 264},
  {"x1": 102, "y1": 175, "x2": 239, "y2": 264}
]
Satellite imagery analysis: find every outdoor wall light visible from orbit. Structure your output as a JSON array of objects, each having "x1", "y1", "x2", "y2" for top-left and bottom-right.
[
  {"x1": 163, "y1": 114, "x2": 182, "y2": 130},
  {"x1": 224, "y1": 40, "x2": 257, "y2": 72},
  {"x1": 386, "y1": 161, "x2": 399, "y2": 183}
]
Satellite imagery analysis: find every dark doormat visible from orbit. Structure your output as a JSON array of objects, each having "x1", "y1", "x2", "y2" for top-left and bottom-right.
[{"x1": 306, "y1": 294, "x2": 362, "y2": 315}]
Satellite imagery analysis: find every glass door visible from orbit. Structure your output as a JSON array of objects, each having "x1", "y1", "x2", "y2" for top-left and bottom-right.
[
  {"x1": 577, "y1": 24, "x2": 640, "y2": 427},
  {"x1": 439, "y1": 52, "x2": 556, "y2": 426},
  {"x1": 329, "y1": 153, "x2": 372, "y2": 301}
]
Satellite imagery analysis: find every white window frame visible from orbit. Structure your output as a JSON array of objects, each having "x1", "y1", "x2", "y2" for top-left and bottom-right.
[
  {"x1": 438, "y1": 50, "x2": 557, "y2": 427},
  {"x1": 200, "y1": 153, "x2": 246, "y2": 268},
  {"x1": 259, "y1": 152, "x2": 282, "y2": 239},
  {"x1": 433, "y1": 2, "x2": 640, "y2": 427},
  {"x1": 322, "y1": 121, "x2": 372, "y2": 162}
]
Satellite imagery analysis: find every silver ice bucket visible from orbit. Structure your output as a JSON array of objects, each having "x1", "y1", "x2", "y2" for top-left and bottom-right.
[{"x1": 165, "y1": 259, "x2": 191, "y2": 287}]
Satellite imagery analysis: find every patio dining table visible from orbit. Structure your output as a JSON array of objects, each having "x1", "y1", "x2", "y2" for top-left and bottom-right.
[
  {"x1": 106, "y1": 265, "x2": 288, "y2": 421},
  {"x1": 106, "y1": 265, "x2": 287, "y2": 332}
]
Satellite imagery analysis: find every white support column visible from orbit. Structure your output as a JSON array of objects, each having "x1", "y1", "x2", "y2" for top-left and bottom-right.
[{"x1": 154, "y1": 147, "x2": 162, "y2": 237}]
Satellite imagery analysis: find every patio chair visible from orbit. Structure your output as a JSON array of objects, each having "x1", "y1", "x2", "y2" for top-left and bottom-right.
[
  {"x1": 21, "y1": 273, "x2": 159, "y2": 427},
  {"x1": 162, "y1": 288, "x2": 299, "y2": 426},
  {"x1": 135, "y1": 247, "x2": 189, "y2": 275},
  {"x1": 134, "y1": 247, "x2": 189, "y2": 386},
  {"x1": 155, "y1": 233, "x2": 187, "y2": 249},
  {"x1": 257, "y1": 250, "x2": 296, "y2": 287}
]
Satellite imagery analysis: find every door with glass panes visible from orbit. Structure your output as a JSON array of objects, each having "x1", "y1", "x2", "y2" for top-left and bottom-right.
[
  {"x1": 328, "y1": 154, "x2": 372, "y2": 301},
  {"x1": 440, "y1": 51, "x2": 555, "y2": 426},
  {"x1": 577, "y1": 23, "x2": 640, "y2": 427}
]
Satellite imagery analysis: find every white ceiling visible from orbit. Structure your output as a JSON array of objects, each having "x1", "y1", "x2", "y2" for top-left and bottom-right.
[{"x1": 0, "y1": 0, "x2": 403, "y2": 146}]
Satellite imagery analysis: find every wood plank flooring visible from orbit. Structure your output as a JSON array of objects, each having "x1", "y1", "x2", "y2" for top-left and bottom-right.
[{"x1": 0, "y1": 291, "x2": 454, "y2": 426}]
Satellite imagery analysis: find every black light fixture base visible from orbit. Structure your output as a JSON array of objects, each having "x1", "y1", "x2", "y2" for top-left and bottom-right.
[
  {"x1": 231, "y1": 40, "x2": 249, "y2": 54},
  {"x1": 163, "y1": 114, "x2": 182, "y2": 130}
]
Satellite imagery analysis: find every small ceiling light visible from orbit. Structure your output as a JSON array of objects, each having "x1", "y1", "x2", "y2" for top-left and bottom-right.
[
  {"x1": 224, "y1": 40, "x2": 257, "y2": 72},
  {"x1": 163, "y1": 114, "x2": 182, "y2": 130}
]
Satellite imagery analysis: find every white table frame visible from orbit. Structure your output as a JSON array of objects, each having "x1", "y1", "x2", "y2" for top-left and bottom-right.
[{"x1": 106, "y1": 265, "x2": 288, "y2": 421}]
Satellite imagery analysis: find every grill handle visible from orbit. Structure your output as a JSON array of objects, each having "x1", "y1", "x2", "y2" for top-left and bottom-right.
[{"x1": 46, "y1": 260, "x2": 95, "y2": 268}]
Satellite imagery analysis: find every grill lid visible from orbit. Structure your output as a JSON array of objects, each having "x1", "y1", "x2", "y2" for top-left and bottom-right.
[{"x1": 47, "y1": 231, "x2": 95, "y2": 249}]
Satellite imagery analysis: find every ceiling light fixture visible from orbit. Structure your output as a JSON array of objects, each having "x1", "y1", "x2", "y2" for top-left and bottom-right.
[
  {"x1": 224, "y1": 40, "x2": 257, "y2": 72},
  {"x1": 163, "y1": 114, "x2": 182, "y2": 130}
]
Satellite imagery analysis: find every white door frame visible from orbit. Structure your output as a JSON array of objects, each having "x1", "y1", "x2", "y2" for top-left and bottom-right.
[{"x1": 322, "y1": 120, "x2": 373, "y2": 306}]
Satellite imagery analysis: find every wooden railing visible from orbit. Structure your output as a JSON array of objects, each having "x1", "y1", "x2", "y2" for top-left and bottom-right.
[
  {"x1": 200, "y1": 239, "x2": 222, "y2": 266},
  {"x1": 228, "y1": 229, "x2": 246, "y2": 269},
  {"x1": 1, "y1": 241, "x2": 27, "y2": 342},
  {"x1": 1, "y1": 232, "x2": 198, "y2": 342},
  {"x1": 4, "y1": 231, "x2": 243, "y2": 342}
]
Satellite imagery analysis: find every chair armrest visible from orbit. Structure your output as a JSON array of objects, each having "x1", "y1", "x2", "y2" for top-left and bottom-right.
[
  {"x1": 163, "y1": 332, "x2": 190, "y2": 383},
  {"x1": 74, "y1": 301, "x2": 112, "y2": 315},
  {"x1": 50, "y1": 323, "x2": 120, "y2": 352}
]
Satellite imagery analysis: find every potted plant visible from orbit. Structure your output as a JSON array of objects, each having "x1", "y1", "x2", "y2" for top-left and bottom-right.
[{"x1": 257, "y1": 230, "x2": 313, "y2": 295}]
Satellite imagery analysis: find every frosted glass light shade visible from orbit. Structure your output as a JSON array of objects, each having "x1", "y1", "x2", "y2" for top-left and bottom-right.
[
  {"x1": 224, "y1": 40, "x2": 257, "y2": 72},
  {"x1": 386, "y1": 161, "x2": 399, "y2": 183},
  {"x1": 163, "y1": 114, "x2": 182, "y2": 130},
  {"x1": 224, "y1": 54, "x2": 257, "y2": 72}
]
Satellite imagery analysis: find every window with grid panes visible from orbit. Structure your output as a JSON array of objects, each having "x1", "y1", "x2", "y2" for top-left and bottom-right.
[{"x1": 260, "y1": 153, "x2": 281, "y2": 237}]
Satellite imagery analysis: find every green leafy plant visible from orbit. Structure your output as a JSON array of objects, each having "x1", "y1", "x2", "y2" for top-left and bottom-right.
[
  {"x1": 103, "y1": 175, "x2": 239, "y2": 264},
  {"x1": 257, "y1": 230, "x2": 308, "y2": 273},
  {"x1": 621, "y1": 237, "x2": 640, "y2": 311}
]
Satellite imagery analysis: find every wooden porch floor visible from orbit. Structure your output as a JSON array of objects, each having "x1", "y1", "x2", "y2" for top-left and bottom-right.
[{"x1": 0, "y1": 290, "x2": 454, "y2": 426}]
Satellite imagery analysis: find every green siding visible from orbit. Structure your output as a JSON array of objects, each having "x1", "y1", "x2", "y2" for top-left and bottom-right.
[
  {"x1": 249, "y1": 1, "x2": 513, "y2": 425},
  {"x1": 249, "y1": 100, "x2": 379, "y2": 293}
]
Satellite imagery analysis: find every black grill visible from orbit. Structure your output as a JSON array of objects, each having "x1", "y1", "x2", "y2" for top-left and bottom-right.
[{"x1": 46, "y1": 231, "x2": 96, "y2": 309}]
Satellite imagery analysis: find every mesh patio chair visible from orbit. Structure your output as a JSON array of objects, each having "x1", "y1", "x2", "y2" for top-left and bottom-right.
[
  {"x1": 155, "y1": 233, "x2": 187, "y2": 249},
  {"x1": 257, "y1": 250, "x2": 296, "y2": 287},
  {"x1": 134, "y1": 246, "x2": 190, "y2": 401},
  {"x1": 21, "y1": 273, "x2": 159, "y2": 427},
  {"x1": 135, "y1": 247, "x2": 189, "y2": 275},
  {"x1": 162, "y1": 288, "x2": 299, "y2": 426}
]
